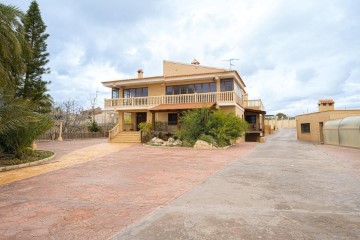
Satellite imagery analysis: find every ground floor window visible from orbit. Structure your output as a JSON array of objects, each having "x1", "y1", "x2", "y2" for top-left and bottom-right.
[
  {"x1": 124, "y1": 113, "x2": 132, "y2": 123},
  {"x1": 301, "y1": 123, "x2": 311, "y2": 133},
  {"x1": 168, "y1": 113, "x2": 178, "y2": 125},
  {"x1": 245, "y1": 115, "x2": 256, "y2": 124}
]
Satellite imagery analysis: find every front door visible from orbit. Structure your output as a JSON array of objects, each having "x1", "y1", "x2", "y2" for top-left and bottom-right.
[{"x1": 136, "y1": 112, "x2": 147, "y2": 131}]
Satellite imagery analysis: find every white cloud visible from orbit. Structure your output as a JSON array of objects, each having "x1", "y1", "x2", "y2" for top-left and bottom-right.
[{"x1": 3, "y1": 0, "x2": 360, "y2": 115}]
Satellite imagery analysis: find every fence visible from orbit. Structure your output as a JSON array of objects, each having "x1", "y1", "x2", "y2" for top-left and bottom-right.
[{"x1": 37, "y1": 131, "x2": 109, "y2": 141}]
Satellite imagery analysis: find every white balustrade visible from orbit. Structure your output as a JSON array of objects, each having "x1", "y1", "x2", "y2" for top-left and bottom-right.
[{"x1": 104, "y1": 91, "x2": 248, "y2": 109}]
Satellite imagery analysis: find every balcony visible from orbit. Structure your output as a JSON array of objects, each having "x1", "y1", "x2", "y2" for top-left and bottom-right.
[
  {"x1": 244, "y1": 99, "x2": 265, "y2": 111},
  {"x1": 104, "y1": 91, "x2": 243, "y2": 110}
]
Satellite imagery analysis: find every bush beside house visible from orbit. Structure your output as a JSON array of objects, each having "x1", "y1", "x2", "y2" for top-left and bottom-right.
[{"x1": 141, "y1": 108, "x2": 248, "y2": 148}]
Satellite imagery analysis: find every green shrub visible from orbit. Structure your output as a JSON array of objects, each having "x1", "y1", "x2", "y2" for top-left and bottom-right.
[
  {"x1": 175, "y1": 108, "x2": 210, "y2": 145},
  {"x1": 207, "y1": 111, "x2": 248, "y2": 147},
  {"x1": 138, "y1": 122, "x2": 152, "y2": 134},
  {"x1": 139, "y1": 122, "x2": 153, "y2": 143},
  {"x1": 88, "y1": 120, "x2": 102, "y2": 132},
  {"x1": 176, "y1": 108, "x2": 248, "y2": 147},
  {"x1": 0, "y1": 112, "x2": 53, "y2": 159}
]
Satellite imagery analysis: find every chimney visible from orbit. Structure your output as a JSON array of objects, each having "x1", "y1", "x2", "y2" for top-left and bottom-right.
[
  {"x1": 191, "y1": 59, "x2": 200, "y2": 65},
  {"x1": 137, "y1": 69, "x2": 143, "y2": 78},
  {"x1": 318, "y1": 99, "x2": 335, "y2": 112}
]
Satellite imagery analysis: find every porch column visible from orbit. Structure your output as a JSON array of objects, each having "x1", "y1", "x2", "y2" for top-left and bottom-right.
[
  {"x1": 151, "y1": 111, "x2": 155, "y2": 130},
  {"x1": 118, "y1": 111, "x2": 124, "y2": 131},
  {"x1": 131, "y1": 113, "x2": 136, "y2": 130},
  {"x1": 262, "y1": 114, "x2": 265, "y2": 136},
  {"x1": 177, "y1": 111, "x2": 181, "y2": 130}
]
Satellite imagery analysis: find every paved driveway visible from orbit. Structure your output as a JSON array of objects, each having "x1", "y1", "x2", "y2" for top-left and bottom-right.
[
  {"x1": 0, "y1": 139, "x2": 255, "y2": 239},
  {"x1": 115, "y1": 129, "x2": 360, "y2": 240}
]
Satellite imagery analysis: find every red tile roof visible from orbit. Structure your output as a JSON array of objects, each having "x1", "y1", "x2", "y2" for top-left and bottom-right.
[{"x1": 318, "y1": 99, "x2": 335, "y2": 104}]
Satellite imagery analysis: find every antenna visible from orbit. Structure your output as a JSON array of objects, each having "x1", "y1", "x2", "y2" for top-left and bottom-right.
[{"x1": 222, "y1": 58, "x2": 240, "y2": 70}]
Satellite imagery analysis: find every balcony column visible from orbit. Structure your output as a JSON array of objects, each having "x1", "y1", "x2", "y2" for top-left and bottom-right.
[
  {"x1": 215, "y1": 76, "x2": 220, "y2": 91},
  {"x1": 215, "y1": 76, "x2": 220, "y2": 102},
  {"x1": 119, "y1": 87, "x2": 123, "y2": 98}
]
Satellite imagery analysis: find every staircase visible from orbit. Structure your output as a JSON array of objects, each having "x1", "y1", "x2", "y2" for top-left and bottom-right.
[{"x1": 110, "y1": 131, "x2": 141, "y2": 143}]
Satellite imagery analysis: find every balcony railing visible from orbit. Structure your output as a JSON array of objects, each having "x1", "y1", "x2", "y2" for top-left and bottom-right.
[
  {"x1": 244, "y1": 99, "x2": 265, "y2": 111},
  {"x1": 104, "y1": 91, "x2": 243, "y2": 109}
]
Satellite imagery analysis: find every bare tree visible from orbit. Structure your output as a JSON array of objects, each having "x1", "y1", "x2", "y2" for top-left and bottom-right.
[{"x1": 52, "y1": 100, "x2": 87, "y2": 135}]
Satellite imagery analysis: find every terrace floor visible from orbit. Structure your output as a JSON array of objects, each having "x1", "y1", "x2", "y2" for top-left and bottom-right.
[{"x1": 0, "y1": 138, "x2": 255, "y2": 239}]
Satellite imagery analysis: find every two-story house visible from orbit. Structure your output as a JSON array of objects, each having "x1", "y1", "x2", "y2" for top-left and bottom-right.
[{"x1": 102, "y1": 60, "x2": 265, "y2": 143}]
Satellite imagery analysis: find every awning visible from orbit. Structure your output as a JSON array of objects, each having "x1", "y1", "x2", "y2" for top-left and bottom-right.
[
  {"x1": 245, "y1": 108, "x2": 266, "y2": 114},
  {"x1": 150, "y1": 102, "x2": 216, "y2": 111}
]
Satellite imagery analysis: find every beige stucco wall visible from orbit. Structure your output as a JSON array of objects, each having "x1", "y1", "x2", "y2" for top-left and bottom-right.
[
  {"x1": 318, "y1": 103, "x2": 334, "y2": 112},
  {"x1": 156, "y1": 112, "x2": 168, "y2": 122},
  {"x1": 148, "y1": 83, "x2": 165, "y2": 96},
  {"x1": 163, "y1": 61, "x2": 226, "y2": 76},
  {"x1": 219, "y1": 106, "x2": 235, "y2": 113},
  {"x1": 296, "y1": 110, "x2": 360, "y2": 142},
  {"x1": 265, "y1": 119, "x2": 296, "y2": 128}
]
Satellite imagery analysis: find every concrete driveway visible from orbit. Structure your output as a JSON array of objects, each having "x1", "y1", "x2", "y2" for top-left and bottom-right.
[
  {"x1": 0, "y1": 139, "x2": 255, "y2": 239},
  {"x1": 115, "y1": 129, "x2": 360, "y2": 240}
]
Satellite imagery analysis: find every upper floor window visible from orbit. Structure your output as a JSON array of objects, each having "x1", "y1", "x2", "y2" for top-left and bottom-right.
[
  {"x1": 112, "y1": 88, "x2": 119, "y2": 99},
  {"x1": 221, "y1": 79, "x2": 233, "y2": 91},
  {"x1": 123, "y1": 87, "x2": 148, "y2": 98},
  {"x1": 234, "y1": 82, "x2": 243, "y2": 99},
  {"x1": 166, "y1": 82, "x2": 216, "y2": 95}
]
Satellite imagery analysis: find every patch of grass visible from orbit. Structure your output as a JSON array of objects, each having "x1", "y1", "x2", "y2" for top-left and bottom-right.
[{"x1": 0, "y1": 150, "x2": 54, "y2": 167}]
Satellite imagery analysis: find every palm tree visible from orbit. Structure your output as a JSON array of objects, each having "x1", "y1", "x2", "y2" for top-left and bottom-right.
[
  {"x1": 0, "y1": 3, "x2": 51, "y2": 159},
  {"x1": 0, "y1": 3, "x2": 29, "y2": 89}
]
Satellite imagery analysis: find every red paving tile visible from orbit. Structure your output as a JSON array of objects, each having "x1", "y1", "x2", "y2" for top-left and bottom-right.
[{"x1": 0, "y1": 142, "x2": 256, "y2": 239}]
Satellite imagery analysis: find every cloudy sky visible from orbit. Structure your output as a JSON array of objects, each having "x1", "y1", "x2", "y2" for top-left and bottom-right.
[{"x1": 5, "y1": 0, "x2": 360, "y2": 115}]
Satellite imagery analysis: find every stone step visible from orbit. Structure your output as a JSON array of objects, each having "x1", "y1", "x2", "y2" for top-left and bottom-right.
[{"x1": 110, "y1": 131, "x2": 141, "y2": 143}]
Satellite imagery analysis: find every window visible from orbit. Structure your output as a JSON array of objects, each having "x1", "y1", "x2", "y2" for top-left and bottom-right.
[
  {"x1": 301, "y1": 123, "x2": 310, "y2": 133},
  {"x1": 234, "y1": 82, "x2": 243, "y2": 99},
  {"x1": 245, "y1": 115, "x2": 256, "y2": 124},
  {"x1": 123, "y1": 87, "x2": 148, "y2": 98},
  {"x1": 173, "y1": 86, "x2": 180, "y2": 95},
  {"x1": 195, "y1": 84, "x2": 202, "y2": 93},
  {"x1": 124, "y1": 113, "x2": 132, "y2": 123},
  {"x1": 166, "y1": 86, "x2": 173, "y2": 95},
  {"x1": 188, "y1": 85, "x2": 195, "y2": 94},
  {"x1": 221, "y1": 79, "x2": 233, "y2": 91},
  {"x1": 209, "y1": 82, "x2": 216, "y2": 92},
  {"x1": 166, "y1": 82, "x2": 216, "y2": 95},
  {"x1": 168, "y1": 113, "x2": 178, "y2": 125},
  {"x1": 112, "y1": 88, "x2": 119, "y2": 99}
]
